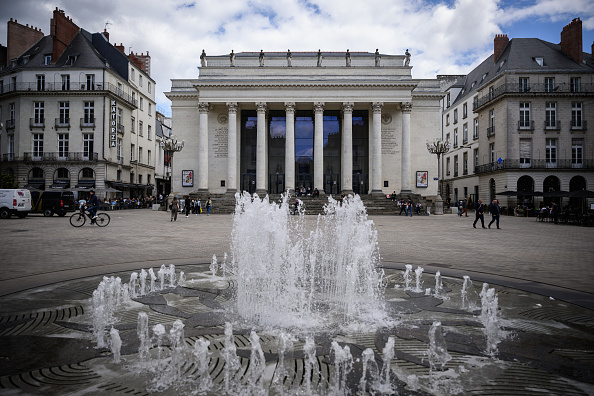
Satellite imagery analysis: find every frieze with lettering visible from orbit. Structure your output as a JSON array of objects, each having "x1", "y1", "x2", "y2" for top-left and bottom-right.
[
  {"x1": 381, "y1": 128, "x2": 399, "y2": 155},
  {"x1": 214, "y1": 127, "x2": 228, "y2": 158}
]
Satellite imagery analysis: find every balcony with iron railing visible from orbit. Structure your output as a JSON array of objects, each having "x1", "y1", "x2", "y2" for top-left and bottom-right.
[
  {"x1": 117, "y1": 123, "x2": 125, "y2": 134},
  {"x1": 22, "y1": 152, "x2": 99, "y2": 162},
  {"x1": 29, "y1": 117, "x2": 45, "y2": 129},
  {"x1": 80, "y1": 117, "x2": 96, "y2": 128},
  {"x1": 474, "y1": 82, "x2": 594, "y2": 110},
  {"x1": 474, "y1": 158, "x2": 594, "y2": 174},
  {"x1": 55, "y1": 117, "x2": 70, "y2": 129},
  {"x1": 518, "y1": 120, "x2": 534, "y2": 131},
  {"x1": 2, "y1": 153, "x2": 16, "y2": 161},
  {"x1": 487, "y1": 126, "x2": 495, "y2": 137},
  {"x1": 5, "y1": 119, "x2": 15, "y2": 129},
  {"x1": 0, "y1": 82, "x2": 138, "y2": 107},
  {"x1": 571, "y1": 120, "x2": 587, "y2": 131},
  {"x1": 544, "y1": 120, "x2": 561, "y2": 131}
]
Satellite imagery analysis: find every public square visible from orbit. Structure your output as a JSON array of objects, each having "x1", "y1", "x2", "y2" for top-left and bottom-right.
[{"x1": 0, "y1": 205, "x2": 593, "y2": 395}]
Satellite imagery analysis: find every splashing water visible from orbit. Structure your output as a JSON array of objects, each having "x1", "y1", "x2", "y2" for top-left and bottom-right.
[
  {"x1": 461, "y1": 275, "x2": 480, "y2": 311},
  {"x1": 221, "y1": 322, "x2": 240, "y2": 394},
  {"x1": 377, "y1": 336, "x2": 395, "y2": 393},
  {"x1": 137, "y1": 312, "x2": 151, "y2": 369},
  {"x1": 402, "y1": 264, "x2": 413, "y2": 290},
  {"x1": 231, "y1": 192, "x2": 386, "y2": 329},
  {"x1": 210, "y1": 254, "x2": 218, "y2": 277},
  {"x1": 247, "y1": 330, "x2": 266, "y2": 395},
  {"x1": 359, "y1": 348, "x2": 378, "y2": 393},
  {"x1": 192, "y1": 338, "x2": 213, "y2": 392},
  {"x1": 329, "y1": 341, "x2": 353, "y2": 395},
  {"x1": 433, "y1": 271, "x2": 444, "y2": 298},
  {"x1": 480, "y1": 287, "x2": 502, "y2": 355},
  {"x1": 413, "y1": 266, "x2": 425, "y2": 293},
  {"x1": 427, "y1": 321, "x2": 451, "y2": 371}
]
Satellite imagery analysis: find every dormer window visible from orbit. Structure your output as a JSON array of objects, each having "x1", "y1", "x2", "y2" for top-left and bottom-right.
[
  {"x1": 23, "y1": 55, "x2": 30, "y2": 65},
  {"x1": 471, "y1": 81, "x2": 476, "y2": 88},
  {"x1": 43, "y1": 54, "x2": 52, "y2": 65},
  {"x1": 65, "y1": 55, "x2": 78, "y2": 66},
  {"x1": 535, "y1": 57, "x2": 544, "y2": 67},
  {"x1": 481, "y1": 73, "x2": 488, "y2": 82}
]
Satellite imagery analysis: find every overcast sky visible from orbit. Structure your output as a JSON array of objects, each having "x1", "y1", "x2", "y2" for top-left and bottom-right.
[{"x1": 1, "y1": 0, "x2": 593, "y2": 115}]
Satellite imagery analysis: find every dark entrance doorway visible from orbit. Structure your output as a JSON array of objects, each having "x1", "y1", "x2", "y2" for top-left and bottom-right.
[
  {"x1": 269, "y1": 173, "x2": 285, "y2": 194},
  {"x1": 324, "y1": 173, "x2": 339, "y2": 195},
  {"x1": 241, "y1": 173, "x2": 256, "y2": 194},
  {"x1": 352, "y1": 173, "x2": 368, "y2": 195}
]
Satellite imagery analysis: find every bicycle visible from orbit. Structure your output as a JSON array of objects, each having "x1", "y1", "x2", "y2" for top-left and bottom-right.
[{"x1": 69, "y1": 205, "x2": 110, "y2": 227}]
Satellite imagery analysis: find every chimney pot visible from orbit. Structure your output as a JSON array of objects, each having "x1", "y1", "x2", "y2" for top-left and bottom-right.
[
  {"x1": 561, "y1": 17, "x2": 583, "y2": 63},
  {"x1": 493, "y1": 34, "x2": 509, "y2": 63}
]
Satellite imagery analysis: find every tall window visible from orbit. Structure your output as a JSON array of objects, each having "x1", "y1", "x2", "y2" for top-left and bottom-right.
[
  {"x1": 570, "y1": 77, "x2": 581, "y2": 93},
  {"x1": 519, "y1": 77, "x2": 529, "y2": 92},
  {"x1": 84, "y1": 101, "x2": 94, "y2": 124},
  {"x1": 58, "y1": 134, "x2": 69, "y2": 158},
  {"x1": 572, "y1": 139, "x2": 583, "y2": 168},
  {"x1": 131, "y1": 144, "x2": 135, "y2": 161},
  {"x1": 490, "y1": 110, "x2": 495, "y2": 128},
  {"x1": 117, "y1": 138, "x2": 122, "y2": 161},
  {"x1": 139, "y1": 174, "x2": 143, "y2": 184},
  {"x1": 520, "y1": 139, "x2": 532, "y2": 168},
  {"x1": 59, "y1": 102, "x2": 69, "y2": 124},
  {"x1": 8, "y1": 134, "x2": 14, "y2": 155},
  {"x1": 571, "y1": 102, "x2": 582, "y2": 128},
  {"x1": 473, "y1": 148, "x2": 479, "y2": 168},
  {"x1": 140, "y1": 97, "x2": 144, "y2": 111},
  {"x1": 545, "y1": 102, "x2": 556, "y2": 128},
  {"x1": 34, "y1": 102, "x2": 44, "y2": 124},
  {"x1": 148, "y1": 150, "x2": 152, "y2": 164},
  {"x1": 131, "y1": 68, "x2": 135, "y2": 81},
  {"x1": 61, "y1": 74, "x2": 70, "y2": 90},
  {"x1": 139, "y1": 75, "x2": 143, "y2": 87},
  {"x1": 446, "y1": 157, "x2": 450, "y2": 176},
  {"x1": 139, "y1": 121, "x2": 143, "y2": 136},
  {"x1": 453, "y1": 109, "x2": 458, "y2": 124},
  {"x1": 473, "y1": 118, "x2": 479, "y2": 139},
  {"x1": 83, "y1": 134, "x2": 94, "y2": 158},
  {"x1": 463, "y1": 103, "x2": 467, "y2": 119},
  {"x1": 148, "y1": 82, "x2": 151, "y2": 93},
  {"x1": 519, "y1": 102, "x2": 530, "y2": 128},
  {"x1": 148, "y1": 103, "x2": 152, "y2": 115},
  {"x1": 546, "y1": 138, "x2": 557, "y2": 167},
  {"x1": 544, "y1": 77, "x2": 555, "y2": 93},
  {"x1": 453, "y1": 128, "x2": 458, "y2": 147},
  {"x1": 148, "y1": 125, "x2": 152, "y2": 140},
  {"x1": 454, "y1": 155, "x2": 459, "y2": 177},
  {"x1": 33, "y1": 133, "x2": 44, "y2": 158},
  {"x1": 131, "y1": 117, "x2": 135, "y2": 133},
  {"x1": 86, "y1": 74, "x2": 95, "y2": 90},
  {"x1": 36, "y1": 74, "x2": 45, "y2": 91},
  {"x1": 488, "y1": 86, "x2": 494, "y2": 100},
  {"x1": 139, "y1": 147, "x2": 143, "y2": 163},
  {"x1": 489, "y1": 143, "x2": 495, "y2": 163},
  {"x1": 463, "y1": 123, "x2": 468, "y2": 144},
  {"x1": 463, "y1": 152, "x2": 468, "y2": 175}
]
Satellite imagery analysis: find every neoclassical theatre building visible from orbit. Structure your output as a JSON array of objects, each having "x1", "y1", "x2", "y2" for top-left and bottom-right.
[{"x1": 166, "y1": 50, "x2": 443, "y2": 198}]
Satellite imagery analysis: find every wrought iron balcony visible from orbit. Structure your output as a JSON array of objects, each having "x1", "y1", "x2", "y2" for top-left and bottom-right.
[
  {"x1": 544, "y1": 120, "x2": 561, "y2": 131},
  {"x1": 23, "y1": 152, "x2": 99, "y2": 161},
  {"x1": 29, "y1": 118, "x2": 45, "y2": 129},
  {"x1": 80, "y1": 118, "x2": 96, "y2": 128},
  {"x1": 55, "y1": 118, "x2": 70, "y2": 129},
  {"x1": 518, "y1": 120, "x2": 534, "y2": 131},
  {"x1": 117, "y1": 123, "x2": 125, "y2": 134},
  {"x1": 571, "y1": 120, "x2": 587, "y2": 131},
  {"x1": 2, "y1": 153, "x2": 17, "y2": 161},
  {"x1": 474, "y1": 158, "x2": 594, "y2": 174},
  {"x1": 5, "y1": 119, "x2": 15, "y2": 129},
  {"x1": 474, "y1": 82, "x2": 594, "y2": 110},
  {"x1": 487, "y1": 126, "x2": 495, "y2": 137}
]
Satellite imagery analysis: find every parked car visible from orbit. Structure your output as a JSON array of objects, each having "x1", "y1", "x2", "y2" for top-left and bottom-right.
[
  {"x1": 31, "y1": 190, "x2": 75, "y2": 217},
  {"x1": 0, "y1": 189, "x2": 32, "y2": 219}
]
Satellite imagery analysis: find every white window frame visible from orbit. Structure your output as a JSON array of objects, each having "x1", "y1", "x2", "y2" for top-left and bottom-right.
[
  {"x1": 545, "y1": 138, "x2": 557, "y2": 167},
  {"x1": 519, "y1": 102, "x2": 530, "y2": 128},
  {"x1": 59, "y1": 101, "x2": 69, "y2": 124},
  {"x1": 83, "y1": 133, "x2": 94, "y2": 159},
  {"x1": 545, "y1": 102, "x2": 556, "y2": 128},
  {"x1": 571, "y1": 102, "x2": 582, "y2": 128},
  {"x1": 58, "y1": 133, "x2": 69, "y2": 159},
  {"x1": 33, "y1": 133, "x2": 44, "y2": 158}
]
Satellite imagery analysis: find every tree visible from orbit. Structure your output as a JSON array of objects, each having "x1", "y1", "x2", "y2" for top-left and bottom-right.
[{"x1": 0, "y1": 174, "x2": 19, "y2": 189}]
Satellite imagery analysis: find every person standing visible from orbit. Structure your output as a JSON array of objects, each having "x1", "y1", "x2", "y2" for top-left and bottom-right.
[
  {"x1": 171, "y1": 196, "x2": 180, "y2": 222},
  {"x1": 551, "y1": 201, "x2": 560, "y2": 224},
  {"x1": 406, "y1": 198, "x2": 413, "y2": 217},
  {"x1": 473, "y1": 199, "x2": 485, "y2": 228},
  {"x1": 488, "y1": 199, "x2": 501, "y2": 229},
  {"x1": 196, "y1": 198, "x2": 202, "y2": 215},
  {"x1": 462, "y1": 198, "x2": 468, "y2": 217},
  {"x1": 206, "y1": 197, "x2": 212, "y2": 216},
  {"x1": 185, "y1": 196, "x2": 191, "y2": 218}
]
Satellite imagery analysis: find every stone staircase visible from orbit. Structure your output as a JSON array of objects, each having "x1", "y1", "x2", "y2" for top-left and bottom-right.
[{"x1": 186, "y1": 192, "x2": 437, "y2": 215}]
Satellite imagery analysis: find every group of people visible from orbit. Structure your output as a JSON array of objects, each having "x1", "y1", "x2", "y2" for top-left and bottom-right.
[
  {"x1": 169, "y1": 196, "x2": 212, "y2": 221},
  {"x1": 296, "y1": 186, "x2": 320, "y2": 197},
  {"x1": 473, "y1": 199, "x2": 502, "y2": 229},
  {"x1": 396, "y1": 198, "x2": 419, "y2": 216}
]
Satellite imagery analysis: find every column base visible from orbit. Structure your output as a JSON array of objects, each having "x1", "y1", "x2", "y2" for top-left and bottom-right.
[
  {"x1": 225, "y1": 189, "x2": 237, "y2": 196},
  {"x1": 400, "y1": 189, "x2": 412, "y2": 194},
  {"x1": 255, "y1": 189, "x2": 268, "y2": 196},
  {"x1": 433, "y1": 195, "x2": 444, "y2": 215},
  {"x1": 343, "y1": 189, "x2": 354, "y2": 196},
  {"x1": 370, "y1": 190, "x2": 385, "y2": 199},
  {"x1": 197, "y1": 188, "x2": 209, "y2": 194}
]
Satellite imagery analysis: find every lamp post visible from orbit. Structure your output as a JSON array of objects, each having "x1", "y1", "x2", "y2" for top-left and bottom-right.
[
  {"x1": 426, "y1": 137, "x2": 451, "y2": 215},
  {"x1": 157, "y1": 134, "x2": 184, "y2": 205}
]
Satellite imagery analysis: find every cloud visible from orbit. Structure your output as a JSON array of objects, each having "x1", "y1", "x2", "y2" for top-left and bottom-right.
[{"x1": 0, "y1": 0, "x2": 592, "y2": 114}]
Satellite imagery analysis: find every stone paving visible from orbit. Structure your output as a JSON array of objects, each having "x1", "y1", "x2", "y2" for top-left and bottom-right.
[{"x1": 0, "y1": 205, "x2": 593, "y2": 395}]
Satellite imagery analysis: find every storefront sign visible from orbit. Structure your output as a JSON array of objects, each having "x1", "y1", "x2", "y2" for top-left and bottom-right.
[{"x1": 110, "y1": 99, "x2": 117, "y2": 147}]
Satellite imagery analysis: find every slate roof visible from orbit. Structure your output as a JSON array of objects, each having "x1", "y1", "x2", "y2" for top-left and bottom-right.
[{"x1": 450, "y1": 38, "x2": 594, "y2": 107}]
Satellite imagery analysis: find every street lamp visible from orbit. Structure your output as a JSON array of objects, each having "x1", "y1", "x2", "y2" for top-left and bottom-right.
[
  {"x1": 426, "y1": 137, "x2": 451, "y2": 215},
  {"x1": 157, "y1": 134, "x2": 184, "y2": 202}
]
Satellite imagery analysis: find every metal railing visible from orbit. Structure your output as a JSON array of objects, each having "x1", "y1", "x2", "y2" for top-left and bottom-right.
[
  {"x1": 0, "y1": 82, "x2": 138, "y2": 107},
  {"x1": 2, "y1": 153, "x2": 16, "y2": 161},
  {"x1": 571, "y1": 120, "x2": 587, "y2": 130},
  {"x1": 117, "y1": 123, "x2": 125, "y2": 134},
  {"x1": 29, "y1": 118, "x2": 45, "y2": 128},
  {"x1": 474, "y1": 158, "x2": 594, "y2": 174},
  {"x1": 5, "y1": 119, "x2": 15, "y2": 129},
  {"x1": 22, "y1": 152, "x2": 99, "y2": 161},
  {"x1": 55, "y1": 118, "x2": 70, "y2": 128},
  {"x1": 544, "y1": 120, "x2": 561, "y2": 130},
  {"x1": 474, "y1": 82, "x2": 594, "y2": 110},
  {"x1": 487, "y1": 126, "x2": 495, "y2": 137},
  {"x1": 80, "y1": 118, "x2": 96, "y2": 128},
  {"x1": 518, "y1": 120, "x2": 534, "y2": 130}
]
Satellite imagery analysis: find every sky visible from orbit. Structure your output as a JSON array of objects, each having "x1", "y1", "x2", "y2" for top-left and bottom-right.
[{"x1": 1, "y1": 0, "x2": 593, "y2": 116}]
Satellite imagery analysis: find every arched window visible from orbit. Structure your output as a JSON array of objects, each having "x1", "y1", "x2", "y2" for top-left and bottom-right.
[
  {"x1": 80, "y1": 168, "x2": 94, "y2": 179},
  {"x1": 543, "y1": 175, "x2": 560, "y2": 205},
  {"x1": 55, "y1": 168, "x2": 69, "y2": 180},
  {"x1": 29, "y1": 167, "x2": 44, "y2": 179}
]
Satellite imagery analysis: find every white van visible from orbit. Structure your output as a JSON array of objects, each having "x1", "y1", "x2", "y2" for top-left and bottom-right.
[{"x1": 0, "y1": 189, "x2": 32, "y2": 219}]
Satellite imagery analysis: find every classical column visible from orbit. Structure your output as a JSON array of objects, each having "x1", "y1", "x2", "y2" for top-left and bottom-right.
[
  {"x1": 198, "y1": 102, "x2": 210, "y2": 192},
  {"x1": 371, "y1": 102, "x2": 383, "y2": 195},
  {"x1": 342, "y1": 102, "x2": 354, "y2": 194},
  {"x1": 284, "y1": 102, "x2": 296, "y2": 194},
  {"x1": 314, "y1": 102, "x2": 325, "y2": 194},
  {"x1": 256, "y1": 102, "x2": 267, "y2": 195},
  {"x1": 226, "y1": 102, "x2": 238, "y2": 193},
  {"x1": 401, "y1": 102, "x2": 412, "y2": 193}
]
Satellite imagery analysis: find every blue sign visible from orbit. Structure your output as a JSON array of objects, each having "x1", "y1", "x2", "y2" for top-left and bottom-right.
[{"x1": 498, "y1": 157, "x2": 503, "y2": 164}]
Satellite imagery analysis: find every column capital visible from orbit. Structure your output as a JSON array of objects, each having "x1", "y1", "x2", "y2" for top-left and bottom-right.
[
  {"x1": 371, "y1": 102, "x2": 383, "y2": 113},
  {"x1": 400, "y1": 101, "x2": 413, "y2": 113},
  {"x1": 226, "y1": 102, "x2": 238, "y2": 113},
  {"x1": 314, "y1": 102, "x2": 325, "y2": 114},
  {"x1": 342, "y1": 102, "x2": 354, "y2": 113},
  {"x1": 284, "y1": 102, "x2": 296, "y2": 113},
  {"x1": 198, "y1": 102, "x2": 210, "y2": 113},
  {"x1": 256, "y1": 102, "x2": 267, "y2": 113}
]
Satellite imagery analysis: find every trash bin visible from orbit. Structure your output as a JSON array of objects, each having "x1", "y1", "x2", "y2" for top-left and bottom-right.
[{"x1": 152, "y1": 204, "x2": 160, "y2": 211}]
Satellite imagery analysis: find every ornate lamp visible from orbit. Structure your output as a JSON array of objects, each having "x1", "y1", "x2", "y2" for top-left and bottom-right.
[
  {"x1": 157, "y1": 134, "x2": 184, "y2": 199},
  {"x1": 426, "y1": 138, "x2": 450, "y2": 215}
]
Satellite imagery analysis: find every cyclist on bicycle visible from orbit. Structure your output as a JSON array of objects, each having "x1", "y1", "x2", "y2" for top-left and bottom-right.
[{"x1": 86, "y1": 190, "x2": 100, "y2": 220}]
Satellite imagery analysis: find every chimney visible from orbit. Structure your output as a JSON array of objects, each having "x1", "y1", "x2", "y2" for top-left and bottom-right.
[
  {"x1": 50, "y1": 8, "x2": 79, "y2": 63},
  {"x1": 591, "y1": 41, "x2": 594, "y2": 56},
  {"x1": 7, "y1": 18, "x2": 44, "y2": 63},
  {"x1": 129, "y1": 51, "x2": 151, "y2": 76},
  {"x1": 561, "y1": 18, "x2": 583, "y2": 64},
  {"x1": 102, "y1": 28, "x2": 109, "y2": 42},
  {"x1": 115, "y1": 43, "x2": 125, "y2": 54},
  {"x1": 494, "y1": 34, "x2": 509, "y2": 63}
]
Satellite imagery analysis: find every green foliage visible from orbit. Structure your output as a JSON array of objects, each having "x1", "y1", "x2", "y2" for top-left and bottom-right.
[{"x1": 0, "y1": 174, "x2": 19, "y2": 189}]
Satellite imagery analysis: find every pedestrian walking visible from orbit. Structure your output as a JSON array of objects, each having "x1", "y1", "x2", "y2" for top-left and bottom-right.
[
  {"x1": 462, "y1": 198, "x2": 468, "y2": 217},
  {"x1": 406, "y1": 198, "x2": 413, "y2": 217},
  {"x1": 170, "y1": 196, "x2": 180, "y2": 222},
  {"x1": 206, "y1": 197, "x2": 212, "y2": 215},
  {"x1": 398, "y1": 199, "x2": 406, "y2": 216},
  {"x1": 488, "y1": 199, "x2": 501, "y2": 229},
  {"x1": 551, "y1": 202, "x2": 560, "y2": 224},
  {"x1": 473, "y1": 199, "x2": 485, "y2": 228},
  {"x1": 196, "y1": 198, "x2": 202, "y2": 215},
  {"x1": 185, "y1": 196, "x2": 191, "y2": 217}
]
